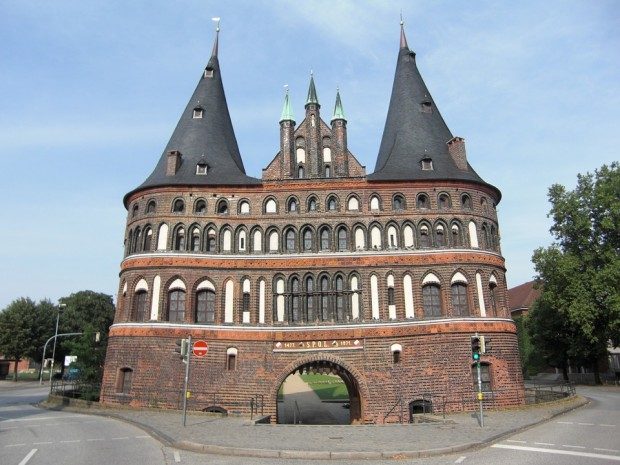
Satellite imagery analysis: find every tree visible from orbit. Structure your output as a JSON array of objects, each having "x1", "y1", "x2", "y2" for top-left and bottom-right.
[
  {"x1": 57, "y1": 291, "x2": 115, "y2": 385},
  {"x1": 0, "y1": 298, "x2": 56, "y2": 380},
  {"x1": 529, "y1": 162, "x2": 620, "y2": 383}
]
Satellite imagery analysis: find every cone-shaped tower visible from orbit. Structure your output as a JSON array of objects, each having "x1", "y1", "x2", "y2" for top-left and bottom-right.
[
  {"x1": 125, "y1": 26, "x2": 259, "y2": 204},
  {"x1": 369, "y1": 23, "x2": 492, "y2": 189}
]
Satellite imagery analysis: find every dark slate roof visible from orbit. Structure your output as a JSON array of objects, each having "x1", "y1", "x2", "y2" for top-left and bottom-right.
[
  {"x1": 125, "y1": 34, "x2": 259, "y2": 204},
  {"x1": 368, "y1": 27, "x2": 497, "y2": 194}
]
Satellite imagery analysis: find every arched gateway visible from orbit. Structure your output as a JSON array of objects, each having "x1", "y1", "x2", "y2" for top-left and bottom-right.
[{"x1": 274, "y1": 354, "x2": 368, "y2": 424}]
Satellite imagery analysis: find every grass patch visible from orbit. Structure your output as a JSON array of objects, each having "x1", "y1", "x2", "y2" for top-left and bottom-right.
[{"x1": 300, "y1": 374, "x2": 349, "y2": 400}]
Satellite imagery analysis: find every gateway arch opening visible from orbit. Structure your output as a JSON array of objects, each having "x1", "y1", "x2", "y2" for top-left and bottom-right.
[{"x1": 277, "y1": 360, "x2": 362, "y2": 424}]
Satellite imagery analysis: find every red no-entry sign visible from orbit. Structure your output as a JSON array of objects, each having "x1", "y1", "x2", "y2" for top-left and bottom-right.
[{"x1": 193, "y1": 340, "x2": 208, "y2": 357}]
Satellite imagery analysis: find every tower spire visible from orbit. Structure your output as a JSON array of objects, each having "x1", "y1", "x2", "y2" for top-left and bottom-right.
[
  {"x1": 332, "y1": 87, "x2": 346, "y2": 121},
  {"x1": 400, "y1": 15, "x2": 408, "y2": 50},
  {"x1": 305, "y1": 71, "x2": 320, "y2": 107},
  {"x1": 211, "y1": 17, "x2": 220, "y2": 57},
  {"x1": 280, "y1": 86, "x2": 295, "y2": 123}
]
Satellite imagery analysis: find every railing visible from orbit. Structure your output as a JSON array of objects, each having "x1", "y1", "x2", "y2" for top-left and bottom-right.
[
  {"x1": 383, "y1": 396, "x2": 404, "y2": 424},
  {"x1": 250, "y1": 394, "x2": 264, "y2": 419},
  {"x1": 51, "y1": 378, "x2": 101, "y2": 401}
]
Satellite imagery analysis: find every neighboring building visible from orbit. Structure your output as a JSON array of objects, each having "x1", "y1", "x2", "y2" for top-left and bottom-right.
[
  {"x1": 101, "y1": 24, "x2": 524, "y2": 423},
  {"x1": 507, "y1": 280, "x2": 541, "y2": 318}
]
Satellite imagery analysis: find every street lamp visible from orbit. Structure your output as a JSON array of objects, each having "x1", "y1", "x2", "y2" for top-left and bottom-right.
[{"x1": 49, "y1": 303, "x2": 66, "y2": 383}]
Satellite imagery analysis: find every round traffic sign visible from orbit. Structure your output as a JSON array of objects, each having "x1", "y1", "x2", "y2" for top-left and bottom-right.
[{"x1": 193, "y1": 340, "x2": 208, "y2": 357}]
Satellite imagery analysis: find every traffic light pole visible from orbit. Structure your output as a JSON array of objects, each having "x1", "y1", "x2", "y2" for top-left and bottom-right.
[
  {"x1": 476, "y1": 360, "x2": 484, "y2": 427},
  {"x1": 182, "y1": 335, "x2": 191, "y2": 427}
]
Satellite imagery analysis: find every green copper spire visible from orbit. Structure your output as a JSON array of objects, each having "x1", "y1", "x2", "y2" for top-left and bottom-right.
[
  {"x1": 305, "y1": 71, "x2": 320, "y2": 107},
  {"x1": 279, "y1": 87, "x2": 295, "y2": 123},
  {"x1": 332, "y1": 87, "x2": 346, "y2": 121}
]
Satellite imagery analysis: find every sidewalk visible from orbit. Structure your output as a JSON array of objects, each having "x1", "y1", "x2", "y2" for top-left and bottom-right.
[{"x1": 41, "y1": 394, "x2": 588, "y2": 460}]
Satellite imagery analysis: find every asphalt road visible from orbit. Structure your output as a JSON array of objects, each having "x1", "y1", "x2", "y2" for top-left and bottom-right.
[{"x1": 0, "y1": 382, "x2": 172, "y2": 465}]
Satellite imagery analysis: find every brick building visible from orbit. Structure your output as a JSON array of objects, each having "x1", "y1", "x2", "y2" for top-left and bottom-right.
[{"x1": 101, "y1": 24, "x2": 524, "y2": 423}]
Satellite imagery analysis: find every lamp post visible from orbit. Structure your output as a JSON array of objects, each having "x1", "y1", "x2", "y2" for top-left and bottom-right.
[{"x1": 49, "y1": 303, "x2": 66, "y2": 383}]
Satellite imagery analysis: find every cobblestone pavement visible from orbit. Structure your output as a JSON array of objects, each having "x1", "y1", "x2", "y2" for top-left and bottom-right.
[{"x1": 40, "y1": 394, "x2": 589, "y2": 459}]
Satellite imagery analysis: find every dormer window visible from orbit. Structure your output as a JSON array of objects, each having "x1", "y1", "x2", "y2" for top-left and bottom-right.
[
  {"x1": 196, "y1": 163, "x2": 208, "y2": 175},
  {"x1": 420, "y1": 101, "x2": 432, "y2": 113},
  {"x1": 204, "y1": 68, "x2": 214, "y2": 78},
  {"x1": 193, "y1": 108, "x2": 204, "y2": 119},
  {"x1": 421, "y1": 158, "x2": 433, "y2": 171}
]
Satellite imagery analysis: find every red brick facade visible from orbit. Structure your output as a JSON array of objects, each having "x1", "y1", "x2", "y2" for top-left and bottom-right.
[{"x1": 100, "y1": 29, "x2": 524, "y2": 423}]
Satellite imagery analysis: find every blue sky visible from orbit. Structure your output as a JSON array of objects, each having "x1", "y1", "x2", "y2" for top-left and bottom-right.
[{"x1": 1, "y1": 1, "x2": 618, "y2": 309}]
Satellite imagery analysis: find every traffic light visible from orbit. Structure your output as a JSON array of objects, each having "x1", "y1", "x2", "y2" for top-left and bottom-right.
[
  {"x1": 471, "y1": 335, "x2": 484, "y2": 361},
  {"x1": 175, "y1": 338, "x2": 189, "y2": 363}
]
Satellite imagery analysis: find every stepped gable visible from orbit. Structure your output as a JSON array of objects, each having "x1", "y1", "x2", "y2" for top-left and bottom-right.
[
  {"x1": 369, "y1": 23, "x2": 496, "y2": 195},
  {"x1": 125, "y1": 28, "x2": 259, "y2": 205}
]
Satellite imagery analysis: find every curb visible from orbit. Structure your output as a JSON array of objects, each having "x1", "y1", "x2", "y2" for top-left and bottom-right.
[{"x1": 39, "y1": 395, "x2": 589, "y2": 460}]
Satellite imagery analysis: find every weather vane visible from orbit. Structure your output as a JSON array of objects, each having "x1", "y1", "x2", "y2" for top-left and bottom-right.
[{"x1": 212, "y1": 17, "x2": 220, "y2": 32}]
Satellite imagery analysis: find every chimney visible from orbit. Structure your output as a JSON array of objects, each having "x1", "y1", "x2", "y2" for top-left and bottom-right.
[
  {"x1": 447, "y1": 137, "x2": 468, "y2": 171},
  {"x1": 166, "y1": 150, "x2": 182, "y2": 176}
]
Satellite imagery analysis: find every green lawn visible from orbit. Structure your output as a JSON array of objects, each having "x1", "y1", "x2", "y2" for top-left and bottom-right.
[{"x1": 300, "y1": 374, "x2": 349, "y2": 400}]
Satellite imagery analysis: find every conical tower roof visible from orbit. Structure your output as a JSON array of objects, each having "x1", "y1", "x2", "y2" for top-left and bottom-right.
[
  {"x1": 280, "y1": 88, "x2": 295, "y2": 123},
  {"x1": 369, "y1": 24, "x2": 493, "y2": 191},
  {"x1": 125, "y1": 28, "x2": 259, "y2": 204},
  {"x1": 332, "y1": 88, "x2": 346, "y2": 121},
  {"x1": 305, "y1": 73, "x2": 320, "y2": 107}
]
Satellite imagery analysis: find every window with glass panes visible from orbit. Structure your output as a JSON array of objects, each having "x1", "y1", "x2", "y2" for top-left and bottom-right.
[
  {"x1": 168, "y1": 290, "x2": 185, "y2": 322},
  {"x1": 422, "y1": 284, "x2": 441, "y2": 317},
  {"x1": 451, "y1": 283, "x2": 469, "y2": 316}
]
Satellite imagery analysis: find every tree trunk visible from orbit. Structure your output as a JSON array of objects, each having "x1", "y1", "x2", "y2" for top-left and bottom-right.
[
  {"x1": 562, "y1": 365, "x2": 569, "y2": 381},
  {"x1": 12, "y1": 358, "x2": 19, "y2": 381}
]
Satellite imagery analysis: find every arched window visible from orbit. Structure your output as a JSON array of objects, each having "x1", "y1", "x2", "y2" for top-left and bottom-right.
[
  {"x1": 335, "y1": 276, "x2": 345, "y2": 321},
  {"x1": 303, "y1": 229, "x2": 313, "y2": 252},
  {"x1": 370, "y1": 195, "x2": 380, "y2": 211},
  {"x1": 239, "y1": 200, "x2": 250, "y2": 214},
  {"x1": 265, "y1": 198, "x2": 277, "y2": 213},
  {"x1": 196, "y1": 289, "x2": 215, "y2": 323},
  {"x1": 172, "y1": 199, "x2": 185, "y2": 213},
  {"x1": 438, "y1": 193, "x2": 451, "y2": 209},
  {"x1": 306, "y1": 277, "x2": 315, "y2": 321},
  {"x1": 370, "y1": 225, "x2": 382, "y2": 249},
  {"x1": 327, "y1": 196, "x2": 337, "y2": 211},
  {"x1": 238, "y1": 230, "x2": 247, "y2": 252},
  {"x1": 297, "y1": 165, "x2": 305, "y2": 179},
  {"x1": 143, "y1": 227, "x2": 152, "y2": 251},
  {"x1": 337, "y1": 228, "x2": 348, "y2": 251},
  {"x1": 422, "y1": 284, "x2": 442, "y2": 317},
  {"x1": 451, "y1": 283, "x2": 469, "y2": 316},
  {"x1": 320, "y1": 228, "x2": 331, "y2": 251},
  {"x1": 146, "y1": 200, "x2": 156, "y2": 214},
  {"x1": 354, "y1": 226, "x2": 366, "y2": 250},
  {"x1": 325, "y1": 165, "x2": 331, "y2": 178},
  {"x1": 435, "y1": 225, "x2": 446, "y2": 247},
  {"x1": 417, "y1": 194, "x2": 429, "y2": 209},
  {"x1": 269, "y1": 230, "x2": 279, "y2": 252},
  {"x1": 320, "y1": 276, "x2": 330, "y2": 321},
  {"x1": 132, "y1": 204, "x2": 139, "y2": 218},
  {"x1": 393, "y1": 194, "x2": 405, "y2": 211},
  {"x1": 227, "y1": 347, "x2": 237, "y2": 371},
  {"x1": 489, "y1": 282, "x2": 498, "y2": 316},
  {"x1": 388, "y1": 225, "x2": 398, "y2": 248},
  {"x1": 419, "y1": 225, "x2": 431, "y2": 248},
  {"x1": 168, "y1": 289, "x2": 185, "y2": 322},
  {"x1": 173, "y1": 227, "x2": 185, "y2": 251},
  {"x1": 222, "y1": 229, "x2": 232, "y2": 252},
  {"x1": 288, "y1": 198, "x2": 298, "y2": 212},
  {"x1": 307, "y1": 196, "x2": 318, "y2": 212},
  {"x1": 217, "y1": 200, "x2": 229, "y2": 214},
  {"x1": 242, "y1": 279, "x2": 251, "y2": 323},
  {"x1": 403, "y1": 224, "x2": 414, "y2": 248},
  {"x1": 451, "y1": 224, "x2": 461, "y2": 247},
  {"x1": 252, "y1": 229, "x2": 262, "y2": 252},
  {"x1": 289, "y1": 277, "x2": 300, "y2": 322},
  {"x1": 461, "y1": 194, "x2": 472, "y2": 210},
  {"x1": 205, "y1": 228, "x2": 216, "y2": 252},
  {"x1": 134, "y1": 290, "x2": 148, "y2": 322},
  {"x1": 191, "y1": 227, "x2": 201, "y2": 251},
  {"x1": 347, "y1": 197, "x2": 359, "y2": 211},
  {"x1": 285, "y1": 229, "x2": 296, "y2": 252},
  {"x1": 194, "y1": 199, "x2": 207, "y2": 213}
]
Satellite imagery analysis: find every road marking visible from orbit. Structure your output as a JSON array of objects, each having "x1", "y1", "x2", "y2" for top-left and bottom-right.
[
  {"x1": 507, "y1": 440, "x2": 527, "y2": 443},
  {"x1": 135, "y1": 435, "x2": 150, "y2": 439},
  {"x1": 562, "y1": 445, "x2": 586, "y2": 449},
  {"x1": 600, "y1": 424, "x2": 616, "y2": 427},
  {"x1": 534, "y1": 442, "x2": 555, "y2": 446},
  {"x1": 174, "y1": 451, "x2": 181, "y2": 462},
  {"x1": 595, "y1": 448, "x2": 620, "y2": 453},
  {"x1": 557, "y1": 421, "x2": 573, "y2": 424},
  {"x1": 86, "y1": 438, "x2": 105, "y2": 442},
  {"x1": 32, "y1": 442, "x2": 53, "y2": 445},
  {"x1": 111, "y1": 437, "x2": 129, "y2": 440},
  {"x1": 454, "y1": 456, "x2": 466, "y2": 463},
  {"x1": 59, "y1": 440, "x2": 81, "y2": 444},
  {"x1": 18, "y1": 448, "x2": 37, "y2": 465},
  {"x1": 5, "y1": 443, "x2": 26, "y2": 447},
  {"x1": 2, "y1": 415, "x2": 84, "y2": 422},
  {"x1": 578, "y1": 422, "x2": 595, "y2": 426},
  {"x1": 492, "y1": 444, "x2": 620, "y2": 461}
]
